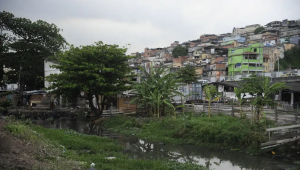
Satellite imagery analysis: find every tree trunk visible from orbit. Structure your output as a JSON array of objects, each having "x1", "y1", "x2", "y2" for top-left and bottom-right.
[
  {"x1": 18, "y1": 74, "x2": 25, "y2": 107},
  {"x1": 17, "y1": 56, "x2": 24, "y2": 107},
  {"x1": 33, "y1": 74, "x2": 37, "y2": 90},
  {"x1": 100, "y1": 95, "x2": 107, "y2": 116},
  {"x1": 95, "y1": 94, "x2": 102, "y2": 116},
  {"x1": 203, "y1": 99, "x2": 205, "y2": 112},
  {"x1": 157, "y1": 105, "x2": 159, "y2": 118},
  {"x1": 256, "y1": 107, "x2": 260, "y2": 120},
  {"x1": 208, "y1": 100, "x2": 211, "y2": 117},
  {"x1": 240, "y1": 105, "x2": 243, "y2": 118},
  {"x1": 251, "y1": 105, "x2": 253, "y2": 124}
]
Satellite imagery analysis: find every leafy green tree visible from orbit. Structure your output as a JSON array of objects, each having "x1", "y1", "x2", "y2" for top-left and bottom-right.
[
  {"x1": 203, "y1": 85, "x2": 219, "y2": 117},
  {"x1": 234, "y1": 87, "x2": 245, "y2": 118},
  {"x1": 177, "y1": 65, "x2": 199, "y2": 84},
  {"x1": 0, "y1": 11, "x2": 67, "y2": 103},
  {"x1": 46, "y1": 42, "x2": 133, "y2": 115},
  {"x1": 241, "y1": 75, "x2": 287, "y2": 120},
  {"x1": 130, "y1": 65, "x2": 183, "y2": 117},
  {"x1": 0, "y1": 32, "x2": 8, "y2": 87},
  {"x1": 0, "y1": 91, "x2": 12, "y2": 114},
  {"x1": 254, "y1": 27, "x2": 265, "y2": 34},
  {"x1": 275, "y1": 46, "x2": 300, "y2": 70},
  {"x1": 172, "y1": 45, "x2": 188, "y2": 58}
]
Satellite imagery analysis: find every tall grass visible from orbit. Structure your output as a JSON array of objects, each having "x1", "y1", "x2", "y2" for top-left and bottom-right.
[{"x1": 103, "y1": 114, "x2": 270, "y2": 154}]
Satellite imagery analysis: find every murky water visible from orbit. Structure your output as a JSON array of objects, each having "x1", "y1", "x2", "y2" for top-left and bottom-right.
[{"x1": 33, "y1": 117, "x2": 298, "y2": 170}]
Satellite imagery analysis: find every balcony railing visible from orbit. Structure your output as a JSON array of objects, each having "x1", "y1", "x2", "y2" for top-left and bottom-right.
[{"x1": 242, "y1": 59, "x2": 261, "y2": 63}]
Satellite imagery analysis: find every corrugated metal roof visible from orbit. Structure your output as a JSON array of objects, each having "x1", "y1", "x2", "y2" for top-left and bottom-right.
[{"x1": 221, "y1": 40, "x2": 234, "y2": 46}]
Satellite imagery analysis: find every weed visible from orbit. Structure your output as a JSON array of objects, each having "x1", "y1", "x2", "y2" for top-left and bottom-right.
[{"x1": 104, "y1": 115, "x2": 269, "y2": 154}]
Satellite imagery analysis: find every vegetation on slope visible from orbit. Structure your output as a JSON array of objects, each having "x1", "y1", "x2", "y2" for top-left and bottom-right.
[
  {"x1": 275, "y1": 46, "x2": 300, "y2": 71},
  {"x1": 172, "y1": 45, "x2": 188, "y2": 58},
  {"x1": 3, "y1": 119, "x2": 206, "y2": 170}
]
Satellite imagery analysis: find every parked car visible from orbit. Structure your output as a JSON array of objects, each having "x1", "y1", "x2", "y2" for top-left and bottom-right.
[{"x1": 280, "y1": 73, "x2": 299, "y2": 77}]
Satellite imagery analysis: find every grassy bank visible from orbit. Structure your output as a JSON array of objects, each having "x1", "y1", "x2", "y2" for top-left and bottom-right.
[
  {"x1": 102, "y1": 114, "x2": 271, "y2": 154},
  {"x1": 3, "y1": 119, "x2": 207, "y2": 170}
]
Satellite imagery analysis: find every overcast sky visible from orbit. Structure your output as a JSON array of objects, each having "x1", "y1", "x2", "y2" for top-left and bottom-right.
[{"x1": 1, "y1": 0, "x2": 299, "y2": 54}]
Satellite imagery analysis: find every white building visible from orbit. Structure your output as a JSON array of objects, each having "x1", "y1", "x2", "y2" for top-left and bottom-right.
[{"x1": 44, "y1": 60, "x2": 61, "y2": 88}]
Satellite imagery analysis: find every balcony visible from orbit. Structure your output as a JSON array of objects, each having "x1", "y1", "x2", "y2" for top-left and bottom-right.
[
  {"x1": 200, "y1": 62, "x2": 206, "y2": 66},
  {"x1": 242, "y1": 59, "x2": 261, "y2": 63},
  {"x1": 241, "y1": 65, "x2": 263, "y2": 71}
]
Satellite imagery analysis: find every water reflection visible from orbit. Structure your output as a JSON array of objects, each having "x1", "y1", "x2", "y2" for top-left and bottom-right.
[{"x1": 33, "y1": 118, "x2": 296, "y2": 170}]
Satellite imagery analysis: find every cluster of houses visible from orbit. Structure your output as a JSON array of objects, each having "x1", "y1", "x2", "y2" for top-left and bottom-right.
[
  {"x1": 126, "y1": 19, "x2": 300, "y2": 108},
  {"x1": 128, "y1": 19, "x2": 300, "y2": 83},
  {"x1": 2, "y1": 19, "x2": 300, "y2": 112}
]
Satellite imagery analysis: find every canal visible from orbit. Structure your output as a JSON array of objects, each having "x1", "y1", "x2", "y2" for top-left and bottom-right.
[{"x1": 33, "y1": 117, "x2": 297, "y2": 170}]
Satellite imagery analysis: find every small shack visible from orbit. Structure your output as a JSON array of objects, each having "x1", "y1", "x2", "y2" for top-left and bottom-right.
[{"x1": 24, "y1": 90, "x2": 51, "y2": 110}]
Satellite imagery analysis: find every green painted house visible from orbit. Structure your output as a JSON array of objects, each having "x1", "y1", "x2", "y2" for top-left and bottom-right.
[{"x1": 228, "y1": 43, "x2": 264, "y2": 77}]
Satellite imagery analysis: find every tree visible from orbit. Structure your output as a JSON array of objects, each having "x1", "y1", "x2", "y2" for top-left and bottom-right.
[
  {"x1": 172, "y1": 45, "x2": 188, "y2": 58},
  {"x1": 275, "y1": 46, "x2": 300, "y2": 70},
  {"x1": 177, "y1": 65, "x2": 199, "y2": 84},
  {"x1": 0, "y1": 91, "x2": 12, "y2": 114},
  {"x1": 241, "y1": 75, "x2": 287, "y2": 120},
  {"x1": 0, "y1": 31, "x2": 8, "y2": 87},
  {"x1": 46, "y1": 42, "x2": 133, "y2": 116},
  {"x1": 130, "y1": 65, "x2": 183, "y2": 117},
  {"x1": 0, "y1": 11, "x2": 67, "y2": 103},
  {"x1": 254, "y1": 27, "x2": 265, "y2": 34},
  {"x1": 234, "y1": 87, "x2": 245, "y2": 118},
  {"x1": 203, "y1": 85, "x2": 219, "y2": 117}
]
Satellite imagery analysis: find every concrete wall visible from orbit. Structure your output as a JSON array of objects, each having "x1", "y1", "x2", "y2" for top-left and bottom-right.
[
  {"x1": 44, "y1": 60, "x2": 61, "y2": 88},
  {"x1": 223, "y1": 35, "x2": 246, "y2": 42},
  {"x1": 284, "y1": 44, "x2": 295, "y2": 50},
  {"x1": 248, "y1": 34, "x2": 262, "y2": 41},
  {"x1": 290, "y1": 36, "x2": 300, "y2": 45},
  {"x1": 263, "y1": 40, "x2": 276, "y2": 46},
  {"x1": 6, "y1": 84, "x2": 18, "y2": 91}
]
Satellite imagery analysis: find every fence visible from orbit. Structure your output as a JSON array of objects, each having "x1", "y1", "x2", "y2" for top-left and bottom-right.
[
  {"x1": 183, "y1": 102, "x2": 299, "y2": 125},
  {"x1": 202, "y1": 70, "x2": 300, "y2": 82},
  {"x1": 261, "y1": 124, "x2": 300, "y2": 149}
]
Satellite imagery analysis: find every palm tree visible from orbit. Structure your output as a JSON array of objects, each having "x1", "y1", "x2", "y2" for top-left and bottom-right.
[
  {"x1": 203, "y1": 85, "x2": 219, "y2": 117},
  {"x1": 241, "y1": 75, "x2": 287, "y2": 120},
  {"x1": 130, "y1": 65, "x2": 183, "y2": 117},
  {"x1": 234, "y1": 87, "x2": 244, "y2": 118}
]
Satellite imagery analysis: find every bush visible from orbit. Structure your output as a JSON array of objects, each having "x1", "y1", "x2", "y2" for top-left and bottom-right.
[{"x1": 103, "y1": 115, "x2": 268, "y2": 153}]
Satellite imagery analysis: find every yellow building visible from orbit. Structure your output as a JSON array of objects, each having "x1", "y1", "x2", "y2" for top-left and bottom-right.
[
  {"x1": 263, "y1": 55, "x2": 270, "y2": 72},
  {"x1": 268, "y1": 47, "x2": 281, "y2": 72},
  {"x1": 195, "y1": 66, "x2": 203, "y2": 75}
]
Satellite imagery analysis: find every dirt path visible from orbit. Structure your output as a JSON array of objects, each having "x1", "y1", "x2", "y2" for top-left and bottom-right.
[{"x1": 0, "y1": 119, "x2": 49, "y2": 170}]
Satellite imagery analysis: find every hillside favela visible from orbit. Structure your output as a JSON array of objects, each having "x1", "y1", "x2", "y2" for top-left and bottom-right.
[{"x1": 0, "y1": 1, "x2": 300, "y2": 170}]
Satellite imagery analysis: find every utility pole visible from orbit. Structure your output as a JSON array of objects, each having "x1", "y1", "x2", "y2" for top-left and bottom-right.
[{"x1": 278, "y1": 55, "x2": 279, "y2": 77}]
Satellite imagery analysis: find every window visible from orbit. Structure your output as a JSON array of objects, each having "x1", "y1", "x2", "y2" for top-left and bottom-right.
[
  {"x1": 254, "y1": 48, "x2": 257, "y2": 52},
  {"x1": 243, "y1": 54, "x2": 258, "y2": 60},
  {"x1": 235, "y1": 63, "x2": 241, "y2": 68}
]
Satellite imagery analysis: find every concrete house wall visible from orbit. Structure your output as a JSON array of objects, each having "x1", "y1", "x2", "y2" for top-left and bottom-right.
[
  {"x1": 44, "y1": 60, "x2": 61, "y2": 88},
  {"x1": 228, "y1": 43, "x2": 264, "y2": 76}
]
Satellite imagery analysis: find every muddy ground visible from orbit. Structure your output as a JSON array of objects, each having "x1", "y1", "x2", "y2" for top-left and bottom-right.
[{"x1": 0, "y1": 119, "x2": 51, "y2": 170}]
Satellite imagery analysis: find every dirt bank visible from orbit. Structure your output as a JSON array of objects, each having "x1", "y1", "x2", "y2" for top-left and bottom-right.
[
  {"x1": 0, "y1": 118, "x2": 81, "y2": 170},
  {"x1": 0, "y1": 119, "x2": 45, "y2": 169}
]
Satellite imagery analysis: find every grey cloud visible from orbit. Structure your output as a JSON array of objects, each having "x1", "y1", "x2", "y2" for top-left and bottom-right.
[{"x1": 1, "y1": 0, "x2": 299, "y2": 53}]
